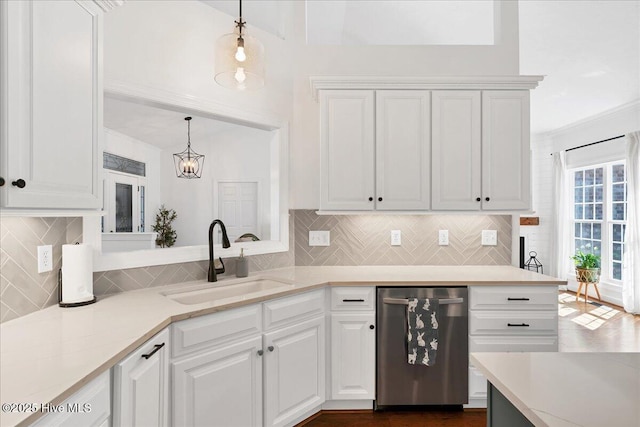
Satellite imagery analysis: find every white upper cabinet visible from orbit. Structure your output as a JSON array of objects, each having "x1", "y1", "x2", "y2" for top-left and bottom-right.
[
  {"x1": 375, "y1": 90, "x2": 431, "y2": 210},
  {"x1": 320, "y1": 90, "x2": 375, "y2": 210},
  {"x1": 320, "y1": 90, "x2": 431, "y2": 211},
  {"x1": 481, "y1": 91, "x2": 531, "y2": 210},
  {"x1": 0, "y1": 0, "x2": 102, "y2": 209},
  {"x1": 432, "y1": 90, "x2": 531, "y2": 211},
  {"x1": 431, "y1": 91, "x2": 482, "y2": 210}
]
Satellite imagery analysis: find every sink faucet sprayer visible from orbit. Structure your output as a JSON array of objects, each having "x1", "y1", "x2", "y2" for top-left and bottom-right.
[{"x1": 208, "y1": 219, "x2": 231, "y2": 282}]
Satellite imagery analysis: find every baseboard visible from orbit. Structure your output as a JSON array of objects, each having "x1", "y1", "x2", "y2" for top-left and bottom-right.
[
  {"x1": 464, "y1": 399, "x2": 488, "y2": 409},
  {"x1": 322, "y1": 400, "x2": 374, "y2": 410}
]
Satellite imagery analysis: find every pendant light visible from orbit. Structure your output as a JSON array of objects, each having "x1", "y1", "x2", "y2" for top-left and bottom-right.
[
  {"x1": 173, "y1": 117, "x2": 205, "y2": 179},
  {"x1": 214, "y1": 0, "x2": 265, "y2": 90}
]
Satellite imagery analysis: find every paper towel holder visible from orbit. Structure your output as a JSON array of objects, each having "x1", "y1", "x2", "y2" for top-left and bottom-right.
[{"x1": 57, "y1": 269, "x2": 97, "y2": 308}]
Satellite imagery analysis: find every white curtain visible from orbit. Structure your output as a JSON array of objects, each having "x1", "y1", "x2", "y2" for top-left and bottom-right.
[
  {"x1": 551, "y1": 151, "x2": 570, "y2": 280},
  {"x1": 623, "y1": 131, "x2": 640, "y2": 314}
]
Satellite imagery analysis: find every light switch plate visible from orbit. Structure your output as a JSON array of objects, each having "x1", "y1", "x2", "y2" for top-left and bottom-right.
[
  {"x1": 37, "y1": 245, "x2": 53, "y2": 273},
  {"x1": 438, "y1": 230, "x2": 449, "y2": 246},
  {"x1": 391, "y1": 230, "x2": 401, "y2": 246},
  {"x1": 481, "y1": 230, "x2": 498, "y2": 246},
  {"x1": 309, "y1": 230, "x2": 330, "y2": 247}
]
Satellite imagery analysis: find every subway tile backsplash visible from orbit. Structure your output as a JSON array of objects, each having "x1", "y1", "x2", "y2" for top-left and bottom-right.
[{"x1": 1, "y1": 210, "x2": 511, "y2": 323}]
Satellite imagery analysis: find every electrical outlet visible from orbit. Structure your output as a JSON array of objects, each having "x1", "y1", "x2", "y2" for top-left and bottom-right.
[
  {"x1": 391, "y1": 230, "x2": 401, "y2": 246},
  {"x1": 438, "y1": 230, "x2": 449, "y2": 246},
  {"x1": 309, "y1": 230, "x2": 330, "y2": 247},
  {"x1": 481, "y1": 230, "x2": 498, "y2": 246},
  {"x1": 37, "y1": 245, "x2": 53, "y2": 273}
]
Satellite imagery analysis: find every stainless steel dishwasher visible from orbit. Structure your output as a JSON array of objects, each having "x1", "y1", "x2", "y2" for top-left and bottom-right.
[{"x1": 376, "y1": 287, "x2": 468, "y2": 408}]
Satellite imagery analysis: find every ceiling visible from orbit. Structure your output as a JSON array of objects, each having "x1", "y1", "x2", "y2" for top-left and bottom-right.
[{"x1": 104, "y1": 97, "x2": 241, "y2": 149}]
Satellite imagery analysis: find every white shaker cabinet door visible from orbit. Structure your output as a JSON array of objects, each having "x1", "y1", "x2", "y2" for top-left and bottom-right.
[
  {"x1": 431, "y1": 91, "x2": 482, "y2": 210},
  {"x1": 264, "y1": 316, "x2": 326, "y2": 427},
  {"x1": 0, "y1": 0, "x2": 102, "y2": 208},
  {"x1": 320, "y1": 90, "x2": 375, "y2": 211},
  {"x1": 481, "y1": 91, "x2": 531, "y2": 210},
  {"x1": 113, "y1": 329, "x2": 169, "y2": 427},
  {"x1": 172, "y1": 336, "x2": 263, "y2": 427},
  {"x1": 330, "y1": 313, "x2": 375, "y2": 400},
  {"x1": 375, "y1": 90, "x2": 431, "y2": 210}
]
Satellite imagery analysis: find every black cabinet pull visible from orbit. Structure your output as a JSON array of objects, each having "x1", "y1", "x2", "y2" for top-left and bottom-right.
[
  {"x1": 11, "y1": 179, "x2": 26, "y2": 188},
  {"x1": 475, "y1": 197, "x2": 481, "y2": 202},
  {"x1": 369, "y1": 325, "x2": 375, "y2": 330},
  {"x1": 343, "y1": 299, "x2": 365, "y2": 302},
  {"x1": 368, "y1": 197, "x2": 373, "y2": 202},
  {"x1": 378, "y1": 197, "x2": 383, "y2": 202},
  {"x1": 268, "y1": 345, "x2": 274, "y2": 352},
  {"x1": 507, "y1": 297, "x2": 530, "y2": 301},
  {"x1": 0, "y1": 177, "x2": 4, "y2": 187},
  {"x1": 257, "y1": 349, "x2": 264, "y2": 356},
  {"x1": 507, "y1": 323, "x2": 530, "y2": 327},
  {"x1": 141, "y1": 343, "x2": 165, "y2": 359},
  {"x1": 485, "y1": 197, "x2": 490, "y2": 202}
]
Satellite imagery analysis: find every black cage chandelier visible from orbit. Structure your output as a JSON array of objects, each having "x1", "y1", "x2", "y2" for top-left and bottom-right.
[{"x1": 173, "y1": 117, "x2": 205, "y2": 179}]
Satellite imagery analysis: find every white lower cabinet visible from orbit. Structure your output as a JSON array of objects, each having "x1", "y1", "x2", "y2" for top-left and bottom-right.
[
  {"x1": 31, "y1": 371, "x2": 110, "y2": 427},
  {"x1": 112, "y1": 329, "x2": 170, "y2": 427},
  {"x1": 170, "y1": 290, "x2": 326, "y2": 427},
  {"x1": 468, "y1": 285, "x2": 559, "y2": 408},
  {"x1": 330, "y1": 313, "x2": 375, "y2": 400},
  {"x1": 172, "y1": 336, "x2": 263, "y2": 427},
  {"x1": 264, "y1": 316, "x2": 326, "y2": 427}
]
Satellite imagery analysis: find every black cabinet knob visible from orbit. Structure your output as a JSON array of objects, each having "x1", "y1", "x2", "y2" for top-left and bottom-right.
[
  {"x1": 485, "y1": 197, "x2": 490, "y2": 202},
  {"x1": 368, "y1": 197, "x2": 373, "y2": 202},
  {"x1": 12, "y1": 179, "x2": 26, "y2": 188},
  {"x1": 378, "y1": 197, "x2": 383, "y2": 202},
  {"x1": 268, "y1": 345, "x2": 274, "y2": 352},
  {"x1": 369, "y1": 325, "x2": 375, "y2": 330},
  {"x1": 476, "y1": 197, "x2": 481, "y2": 202},
  {"x1": 0, "y1": 177, "x2": 4, "y2": 187}
]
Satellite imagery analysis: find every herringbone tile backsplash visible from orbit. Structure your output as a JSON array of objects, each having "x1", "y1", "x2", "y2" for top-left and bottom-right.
[
  {"x1": 2, "y1": 211, "x2": 511, "y2": 324},
  {"x1": 294, "y1": 210, "x2": 512, "y2": 266},
  {"x1": 1, "y1": 217, "x2": 82, "y2": 323}
]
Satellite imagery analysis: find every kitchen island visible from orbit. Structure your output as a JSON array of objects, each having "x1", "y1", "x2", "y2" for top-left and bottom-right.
[
  {"x1": 470, "y1": 352, "x2": 640, "y2": 427},
  {"x1": 1, "y1": 265, "x2": 564, "y2": 426}
]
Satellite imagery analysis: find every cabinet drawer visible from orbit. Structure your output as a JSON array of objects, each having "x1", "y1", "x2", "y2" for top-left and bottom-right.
[
  {"x1": 470, "y1": 286, "x2": 557, "y2": 311},
  {"x1": 469, "y1": 335, "x2": 558, "y2": 352},
  {"x1": 171, "y1": 304, "x2": 261, "y2": 358},
  {"x1": 330, "y1": 287, "x2": 375, "y2": 311},
  {"x1": 263, "y1": 289, "x2": 325, "y2": 331},
  {"x1": 469, "y1": 310, "x2": 557, "y2": 335}
]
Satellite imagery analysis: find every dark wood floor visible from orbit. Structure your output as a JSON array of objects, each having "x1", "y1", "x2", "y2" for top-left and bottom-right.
[{"x1": 301, "y1": 410, "x2": 486, "y2": 427}]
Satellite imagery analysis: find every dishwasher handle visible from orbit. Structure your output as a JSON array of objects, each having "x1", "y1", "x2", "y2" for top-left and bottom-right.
[{"x1": 382, "y1": 297, "x2": 464, "y2": 305}]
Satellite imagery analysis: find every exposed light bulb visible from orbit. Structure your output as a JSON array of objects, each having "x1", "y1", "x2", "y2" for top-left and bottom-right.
[
  {"x1": 234, "y1": 67, "x2": 246, "y2": 83},
  {"x1": 235, "y1": 46, "x2": 246, "y2": 62}
]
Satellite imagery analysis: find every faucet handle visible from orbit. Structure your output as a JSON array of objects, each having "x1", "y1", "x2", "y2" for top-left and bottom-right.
[{"x1": 214, "y1": 257, "x2": 226, "y2": 275}]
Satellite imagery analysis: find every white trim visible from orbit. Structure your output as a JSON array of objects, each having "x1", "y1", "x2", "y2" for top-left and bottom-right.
[
  {"x1": 90, "y1": 0, "x2": 125, "y2": 12},
  {"x1": 309, "y1": 75, "x2": 544, "y2": 100}
]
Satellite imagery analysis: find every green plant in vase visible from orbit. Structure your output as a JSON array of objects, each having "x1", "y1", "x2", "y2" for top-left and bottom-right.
[
  {"x1": 153, "y1": 205, "x2": 177, "y2": 248},
  {"x1": 571, "y1": 244, "x2": 601, "y2": 283}
]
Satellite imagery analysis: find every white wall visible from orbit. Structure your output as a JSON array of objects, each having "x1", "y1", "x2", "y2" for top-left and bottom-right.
[
  {"x1": 525, "y1": 101, "x2": 640, "y2": 303},
  {"x1": 161, "y1": 126, "x2": 273, "y2": 247},
  {"x1": 290, "y1": 0, "x2": 522, "y2": 208},
  {"x1": 104, "y1": 0, "x2": 294, "y2": 125},
  {"x1": 103, "y1": 129, "x2": 163, "y2": 232}
]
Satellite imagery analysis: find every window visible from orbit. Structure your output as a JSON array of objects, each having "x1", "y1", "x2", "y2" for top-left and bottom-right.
[{"x1": 572, "y1": 162, "x2": 627, "y2": 282}]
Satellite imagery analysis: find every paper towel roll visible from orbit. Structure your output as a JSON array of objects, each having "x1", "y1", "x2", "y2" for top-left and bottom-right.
[{"x1": 61, "y1": 244, "x2": 94, "y2": 304}]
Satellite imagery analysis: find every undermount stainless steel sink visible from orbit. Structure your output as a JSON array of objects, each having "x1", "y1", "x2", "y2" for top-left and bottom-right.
[{"x1": 161, "y1": 277, "x2": 295, "y2": 305}]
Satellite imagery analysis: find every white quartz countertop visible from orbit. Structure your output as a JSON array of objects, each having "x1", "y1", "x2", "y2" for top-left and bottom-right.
[
  {"x1": 470, "y1": 352, "x2": 640, "y2": 427},
  {"x1": 1, "y1": 265, "x2": 563, "y2": 426}
]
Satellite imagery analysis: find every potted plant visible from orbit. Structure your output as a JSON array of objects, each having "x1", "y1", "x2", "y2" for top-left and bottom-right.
[
  {"x1": 571, "y1": 244, "x2": 601, "y2": 283},
  {"x1": 153, "y1": 205, "x2": 177, "y2": 248}
]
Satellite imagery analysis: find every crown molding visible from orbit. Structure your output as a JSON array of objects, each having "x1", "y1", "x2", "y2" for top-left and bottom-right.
[
  {"x1": 309, "y1": 75, "x2": 545, "y2": 100},
  {"x1": 91, "y1": 0, "x2": 125, "y2": 12}
]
